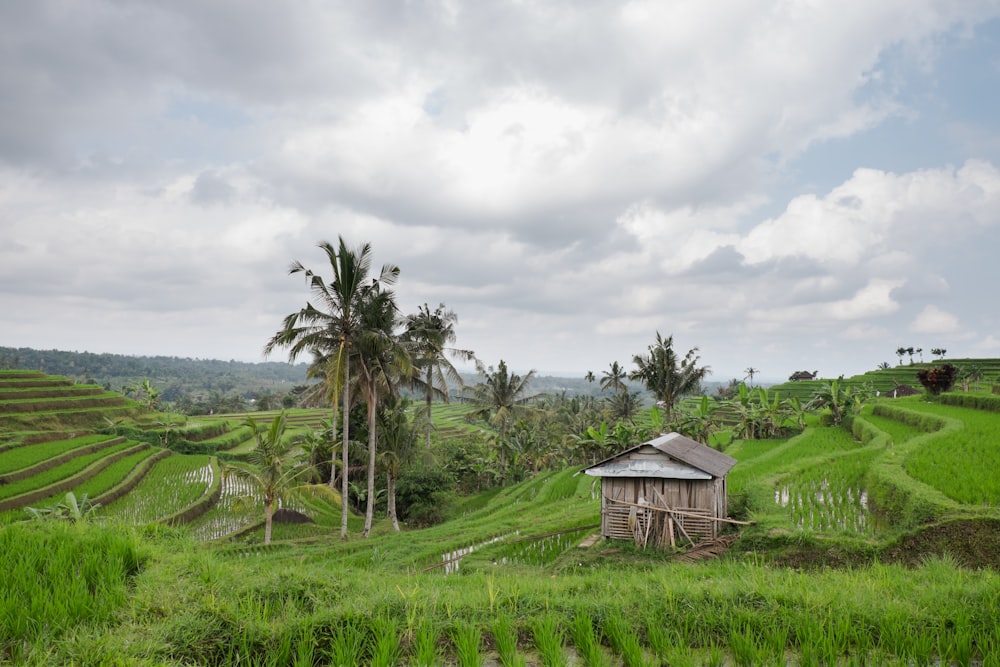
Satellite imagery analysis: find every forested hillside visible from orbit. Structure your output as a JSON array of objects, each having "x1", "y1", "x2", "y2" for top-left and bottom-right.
[{"x1": 0, "y1": 346, "x2": 309, "y2": 413}]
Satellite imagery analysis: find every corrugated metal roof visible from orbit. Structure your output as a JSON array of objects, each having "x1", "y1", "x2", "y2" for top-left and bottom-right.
[
  {"x1": 583, "y1": 432, "x2": 737, "y2": 479},
  {"x1": 583, "y1": 457, "x2": 712, "y2": 479}
]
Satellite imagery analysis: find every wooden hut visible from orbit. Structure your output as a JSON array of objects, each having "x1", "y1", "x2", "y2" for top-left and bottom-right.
[{"x1": 584, "y1": 432, "x2": 737, "y2": 548}]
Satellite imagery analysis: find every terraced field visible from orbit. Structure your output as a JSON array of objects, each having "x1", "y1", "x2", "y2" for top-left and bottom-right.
[
  {"x1": 6, "y1": 365, "x2": 1000, "y2": 665},
  {"x1": 0, "y1": 371, "x2": 241, "y2": 534}
]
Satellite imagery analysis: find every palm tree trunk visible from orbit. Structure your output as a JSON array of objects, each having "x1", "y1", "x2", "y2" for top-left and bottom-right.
[
  {"x1": 264, "y1": 500, "x2": 273, "y2": 545},
  {"x1": 328, "y1": 400, "x2": 339, "y2": 490},
  {"x1": 340, "y1": 353, "x2": 350, "y2": 540},
  {"x1": 387, "y1": 471, "x2": 400, "y2": 531},
  {"x1": 425, "y1": 368, "x2": 433, "y2": 450},
  {"x1": 499, "y1": 422, "x2": 508, "y2": 486},
  {"x1": 363, "y1": 388, "x2": 378, "y2": 537}
]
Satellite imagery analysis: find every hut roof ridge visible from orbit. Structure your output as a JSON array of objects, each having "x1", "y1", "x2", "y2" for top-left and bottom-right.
[{"x1": 584, "y1": 432, "x2": 736, "y2": 478}]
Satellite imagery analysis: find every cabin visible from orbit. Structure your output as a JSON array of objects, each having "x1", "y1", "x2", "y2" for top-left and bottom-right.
[
  {"x1": 789, "y1": 370, "x2": 818, "y2": 381},
  {"x1": 584, "y1": 432, "x2": 737, "y2": 549}
]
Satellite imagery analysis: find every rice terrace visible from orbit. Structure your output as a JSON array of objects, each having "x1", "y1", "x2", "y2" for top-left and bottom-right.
[{"x1": 4, "y1": 353, "x2": 1000, "y2": 665}]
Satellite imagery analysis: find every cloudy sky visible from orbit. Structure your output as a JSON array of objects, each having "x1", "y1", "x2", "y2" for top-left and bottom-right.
[{"x1": 3, "y1": 1, "x2": 1000, "y2": 382}]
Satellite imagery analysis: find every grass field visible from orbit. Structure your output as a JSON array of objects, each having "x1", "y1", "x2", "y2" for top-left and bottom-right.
[{"x1": 5, "y1": 369, "x2": 1000, "y2": 664}]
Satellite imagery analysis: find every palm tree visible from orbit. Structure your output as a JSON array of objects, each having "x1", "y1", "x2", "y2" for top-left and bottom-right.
[
  {"x1": 606, "y1": 389, "x2": 641, "y2": 424},
  {"x1": 600, "y1": 361, "x2": 627, "y2": 394},
  {"x1": 400, "y1": 303, "x2": 476, "y2": 449},
  {"x1": 744, "y1": 367, "x2": 759, "y2": 387},
  {"x1": 584, "y1": 370, "x2": 596, "y2": 384},
  {"x1": 229, "y1": 412, "x2": 310, "y2": 545},
  {"x1": 264, "y1": 237, "x2": 399, "y2": 539},
  {"x1": 896, "y1": 347, "x2": 906, "y2": 366},
  {"x1": 354, "y1": 289, "x2": 411, "y2": 537},
  {"x1": 377, "y1": 397, "x2": 418, "y2": 531},
  {"x1": 465, "y1": 360, "x2": 538, "y2": 485},
  {"x1": 630, "y1": 332, "x2": 710, "y2": 423}
]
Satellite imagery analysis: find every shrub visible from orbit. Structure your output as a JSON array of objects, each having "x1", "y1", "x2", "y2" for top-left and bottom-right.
[
  {"x1": 395, "y1": 466, "x2": 456, "y2": 527},
  {"x1": 916, "y1": 364, "x2": 957, "y2": 395}
]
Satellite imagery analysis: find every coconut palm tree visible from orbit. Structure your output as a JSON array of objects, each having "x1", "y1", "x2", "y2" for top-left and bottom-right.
[
  {"x1": 744, "y1": 367, "x2": 759, "y2": 387},
  {"x1": 400, "y1": 303, "x2": 476, "y2": 449},
  {"x1": 229, "y1": 412, "x2": 310, "y2": 545},
  {"x1": 606, "y1": 389, "x2": 641, "y2": 424},
  {"x1": 354, "y1": 289, "x2": 411, "y2": 537},
  {"x1": 377, "y1": 396, "x2": 418, "y2": 532},
  {"x1": 264, "y1": 237, "x2": 399, "y2": 539},
  {"x1": 630, "y1": 332, "x2": 710, "y2": 423},
  {"x1": 600, "y1": 361, "x2": 627, "y2": 394},
  {"x1": 465, "y1": 360, "x2": 538, "y2": 485}
]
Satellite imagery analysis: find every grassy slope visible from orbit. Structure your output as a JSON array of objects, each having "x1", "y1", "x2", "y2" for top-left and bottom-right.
[{"x1": 7, "y1": 370, "x2": 1000, "y2": 664}]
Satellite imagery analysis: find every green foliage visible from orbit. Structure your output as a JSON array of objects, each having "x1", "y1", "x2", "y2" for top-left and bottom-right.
[
  {"x1": 936, "y1": 392, "x2": 1000, "y2": 412},
  {"x1": 25, "y1": 491, "x2": 102, "y2": 523},
  {"x1": 395, "y1": 465, "x2": 456, "y2": 527},
  {"x1": 629, "y1": 332, "x2": 709, "y2": 423},
  {"x1": 917, "y1": 364, "x2": 958, "y2": 395},
  {"x1": 0, "y1": 522, "x2": 144, "y2": 659}
]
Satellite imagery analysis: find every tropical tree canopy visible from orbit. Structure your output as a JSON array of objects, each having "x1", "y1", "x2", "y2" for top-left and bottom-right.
[
  {"x1": 264, "y1": 236, "x2": 399, "y2": 538},
  {"x1": 466, "y1": 359, "x2": 539, "y2": 484},
  {"x1": 400, "y1": 303, "x2": 475, "y2": 449},
  {"x1": 232, "y1": 412, "x2": 311, "y2": 545},
  {"x1": 629, "y1": 332, "x2": 710, "y2": 423},
  {"x1": 354, "y1": 285, "x2": 411, "y2": 537},
  {"x1": 600, "y1": 361, "x2": 627, "y2": 394}
]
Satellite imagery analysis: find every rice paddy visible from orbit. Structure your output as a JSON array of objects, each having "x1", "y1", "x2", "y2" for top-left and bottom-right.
[{"x1": 5, "y1": 369, "x2": 1000, "y2": 664}]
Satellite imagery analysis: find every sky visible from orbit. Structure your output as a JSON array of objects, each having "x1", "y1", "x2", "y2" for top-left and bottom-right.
[{"x1": 3, "y1": 1, "x2": 1000, "y2": 383}]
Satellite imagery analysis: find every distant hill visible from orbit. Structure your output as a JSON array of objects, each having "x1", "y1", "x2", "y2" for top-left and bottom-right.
[
  {"x1": 0, "y1": 346, "x2": 735, "y2": 410},
  {"x1": 0, "y1": 346, "x2": 308, "y2": 410}
]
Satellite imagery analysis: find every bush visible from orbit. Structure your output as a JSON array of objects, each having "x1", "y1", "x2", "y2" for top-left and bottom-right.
[
  {"x1": 395, "y1": 466, "x2": 456, "y2": 527},
  {"x1": 916, "y1": 364, "x2": 957, "y2": 395}
]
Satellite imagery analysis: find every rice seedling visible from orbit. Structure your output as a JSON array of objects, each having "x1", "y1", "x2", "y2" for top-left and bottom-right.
[
  {"x1": 603, "y1": 611, "x2": 654, "y2": 667},
  {"x1": 0, "y1": 434, "x2": 114, "y2": 474},
  {"x1": 370, "y1": 614, "x2": 403, "y2": 667},
  {"x1": 100, "y1": 454, "x2": 214, "y2": 523},
  {"x1": 900, "y1": 402, "x2": 1000, "y2": 504},
  {"x1": 292, "y1": 624, "x2": 317, "y2": 667},
  {"x1": 727, "y1": 621, "x2": 766, "y2": 666},
  {"x1": 327, "y1": 616, "x2": 368, "y2": 667},
  {"x1": 570, "y1": 610, "x2": 611, "y2": 667},
  {"x1": 28, "y1": 446, "x2": 155, "y2": 506},
  {"x1": 410, "y1": 619, "x2": 443, "y2": 667},
  {"x1": 532, "y1": 613, "x2": 567, "y2": 667},
  {"x1": 0, "y1": 441, "x2": 134, "y2": 502},
  {"x1": 451, "y1": 621, "x2": 484, "y2": 667},
  {"x1": 491, "y1": 613, "x2": 525, "y2": 667}
]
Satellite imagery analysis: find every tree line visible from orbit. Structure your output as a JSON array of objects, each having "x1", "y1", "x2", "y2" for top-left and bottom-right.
[{"x1": 260, "y1": 237, "x2": 737, "y2": 541}]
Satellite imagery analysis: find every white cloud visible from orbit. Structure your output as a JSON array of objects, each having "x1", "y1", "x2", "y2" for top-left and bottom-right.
[
  {"x1": 909, "y1": 305, "x2": 961, "y2": 334},
  {"x1": 2, "y1": 2, "x2": 1000, "y2": 379}
]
